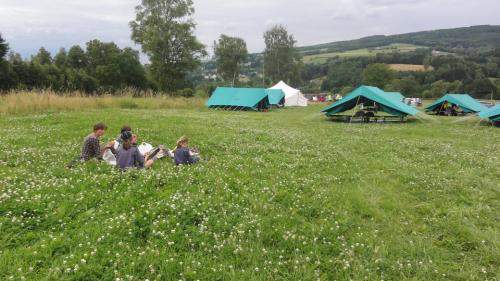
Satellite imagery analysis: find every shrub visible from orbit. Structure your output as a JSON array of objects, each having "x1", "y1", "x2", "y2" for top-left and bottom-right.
[{"x1": 176, "y1": 88, "x2": 194, "y2": 98}]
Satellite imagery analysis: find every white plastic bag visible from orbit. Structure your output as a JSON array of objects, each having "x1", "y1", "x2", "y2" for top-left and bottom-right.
[
  {"x1": 103, "y1": 149, "x2": 117, "y2": 166},
  {"x1": 113, "y1": 141, "x2": 120, "y2": 150},
  {"x1": 138, "y1": 143, "x2": 154, "y2": 156}
]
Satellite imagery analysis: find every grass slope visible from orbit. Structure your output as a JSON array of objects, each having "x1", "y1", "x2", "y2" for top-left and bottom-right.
[
  {"x1": 0, "y1": 105, "x2": 499, "y2": 280},
  {"x1": 302, "y1": 44, "x2": 425, "y2": 64}
]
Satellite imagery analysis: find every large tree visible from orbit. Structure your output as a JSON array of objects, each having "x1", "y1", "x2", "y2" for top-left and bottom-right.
[
  {"x1": 33, "y1": 47, "x2": 52, "y2": 65},
  {"x1": 130, "y1": 0, "x2": 206, "y2": 92},
  {"x1": 54, "y1": 48, "x2": 68, "y2": 68},
  {"x1": 67, "y1": 45, "x2": 88, "y2": 69},
  {"x1": 0, "y1": 33, "x2": 8, "y2": 61},
  {"x1": 263, "y1": 25, "x2": 301, "y2": 85},
  {"x1": 213, "y1": 34, "x2": 248, "y2": 86},
  {"x1": 0, "y1": 34, "x2": 16, "y2": 90}
]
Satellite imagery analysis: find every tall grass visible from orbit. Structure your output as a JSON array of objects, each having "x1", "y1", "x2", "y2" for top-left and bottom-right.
[{"x1": 0, "y1": 90, "x2": 206, "y2": 115}]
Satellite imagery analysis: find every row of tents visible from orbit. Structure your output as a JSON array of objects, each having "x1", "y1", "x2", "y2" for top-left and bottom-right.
[
  {"x1": 206, "y1": 81, "x2": 308, "y2": 110},
  {"x1": 321, "y1": 86, "x2": 498, "y2": 123},
  {"x1": 206, "y1": 83, "x2": 499, "y2": 124}
]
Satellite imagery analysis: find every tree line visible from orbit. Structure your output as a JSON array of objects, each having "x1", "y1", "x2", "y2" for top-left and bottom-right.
[
  {"x1": 0, "y1": 0, "x2": 302, "y2": 96},
  {"x1": 1, "y1": 0, "x2": 498, "y2": 99},
  {"x1": 303, "y1": 48, "x2": 500, "y2": 99}
]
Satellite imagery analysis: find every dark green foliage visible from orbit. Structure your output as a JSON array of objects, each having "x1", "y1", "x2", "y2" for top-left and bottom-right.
[
  {"x1": 130, "y1": 0, "x2": 206, "y2": 92},
  {"x1": 422, "y1": 80, "x2": 463, "y2": 98},
  {"x1": 264, "y1": 25, "x2": 302, "y2": 85},
  {"x1": 322, "y1": 61, "x2": 363, "y2": 91},
  {"x1": 386, "y1": 77, "x2": 421, "y2": 97},
  {"x1": 214, "y1": 34, "x2": 248, "y2": 86},
  {"x1": 54, "y1": 48, "x2": 68, "y2": 69},
  {"x1": 0, "y1": 34, "x2": 16, "y2": 90},
  {"x1": 466, "y1": 78, "x2": 497, "y2": 99},
  {"x1": 0, "y1": 33, "x2": 8, "y2": 61},
  {"x1": 176, "y1": 88, "x2": 194, "y2": 97},
  {"x1": 67, "y1": 46, "x2": 87, "y2": 69},
  {"x1": 362, "y1": 63, "x2": 395, "y2": 89},
  {"x1": 33, "y1": 47, "x2": 52, "y2": 65},
  {"x1": 0, "y1": 37, "x2": 147, "y2": 93}
]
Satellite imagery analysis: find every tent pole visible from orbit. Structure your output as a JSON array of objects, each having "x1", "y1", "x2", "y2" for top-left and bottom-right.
[{"x1": 349, "y1": 96, "x2": 361, "y2": 124}]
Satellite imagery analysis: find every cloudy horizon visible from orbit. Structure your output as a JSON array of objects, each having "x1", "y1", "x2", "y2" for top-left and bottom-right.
[{"x1": 1, "y1": 0, "x2": 499, "y2": 58}]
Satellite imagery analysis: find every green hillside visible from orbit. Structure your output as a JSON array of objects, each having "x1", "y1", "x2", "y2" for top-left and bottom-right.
[
  {"x1": 303, "y1": 43, "x2": 426, "y2": 64},
  {"x1": 298, "y1": 25, "x2": 500, "y2": 57}
]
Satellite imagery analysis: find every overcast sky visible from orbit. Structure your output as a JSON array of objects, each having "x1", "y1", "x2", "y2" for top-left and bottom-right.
[{"x1": 1, "y1": 0, "x2": 499, "y2": 58}]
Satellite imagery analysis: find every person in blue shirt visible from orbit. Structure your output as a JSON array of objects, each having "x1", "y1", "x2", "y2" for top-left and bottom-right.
[{"x1": 173, "y1": 136, "x2": 200, "y2": 166}]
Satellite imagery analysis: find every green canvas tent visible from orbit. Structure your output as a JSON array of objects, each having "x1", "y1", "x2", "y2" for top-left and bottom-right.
[
  {"x1": 321, "y1": 86, "x2": 420, "y2": 117},
  {"x1": 265, "y1": 89, "x2": 286, "y2": 106},
  {"x1": 425, "y1": 94, "x2": 486, "y2": 114},
  {"x1": 479, "y1": 105, "x2": 500, "y2": 122},
  {"x1": 207, "y1": 87, "x2": 270, "y2": 111},
  {"x1": 385, "y1": 92, "x2": 406, "y2": 104}
]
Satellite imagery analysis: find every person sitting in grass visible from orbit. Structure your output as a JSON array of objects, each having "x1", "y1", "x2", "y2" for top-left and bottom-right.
[
  {"x1": 116, "y1": 131, "x2": 146, "y2": 170},
  {"x1": 174, "y1": 136, "x2": 200, "y2": 166},
  {"x1": 115, "y1": 125, "x2": 134, "y2": 150},
  {"x1": 80, "y1": 122, "x2": 115, "y2": 162}
]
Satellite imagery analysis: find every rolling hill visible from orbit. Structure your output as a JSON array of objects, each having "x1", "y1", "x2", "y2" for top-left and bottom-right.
[
  {"x1": 302, "y1": 43, "x2": 426, "y2": 64},
  {"x1": 297, "y1": 25, "x2": 500, "y2": 57}
]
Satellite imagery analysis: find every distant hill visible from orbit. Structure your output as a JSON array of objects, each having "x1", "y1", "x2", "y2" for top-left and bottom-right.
[{"x1": 298, "y1": 25, "x2": 500, "y2": 56}]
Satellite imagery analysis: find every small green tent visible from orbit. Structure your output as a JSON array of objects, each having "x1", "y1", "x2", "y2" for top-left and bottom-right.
[
  {"x1": 425, "y1": 94, "x2": 486, "y2": 114},
  {"x1": 207, "y1": 87, "x2": 270, "y2": 111},
  {"x1": 265, "y1": 89, "x2": 286, "y2": 106},
  {"x1": 321, "y1": 86, "x2": 419, "y2": 117},
  {"x1": 479, "y1": 105, "x2": 500, "y2": 122}
]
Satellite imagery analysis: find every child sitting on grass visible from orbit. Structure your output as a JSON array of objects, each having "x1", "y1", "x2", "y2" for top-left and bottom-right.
[
  {"x1": 115, "y1": 125, "x2": 135, "y2": 150},
  {"x1": 116, "y1": 131, "x2": 145, "y2": 170},
  {"x1": 174, "y1": 136, "x2": 200, "y2": 166}
]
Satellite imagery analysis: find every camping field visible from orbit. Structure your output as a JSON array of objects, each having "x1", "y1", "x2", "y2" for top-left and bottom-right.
[{"x1": 0, "y1": 101, "x2": 499, "y2": 280}]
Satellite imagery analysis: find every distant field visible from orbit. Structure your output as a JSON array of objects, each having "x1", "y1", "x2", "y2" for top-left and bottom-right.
[
  {"x1": 0, "y1": 99, "x2": 498, "y2": 280},
  {"x1": 302, "y1": 44, "x2": 427, "y2": 64},
  {"x1": 389, "y1": 64, "x2": 434, "y2": 72}
]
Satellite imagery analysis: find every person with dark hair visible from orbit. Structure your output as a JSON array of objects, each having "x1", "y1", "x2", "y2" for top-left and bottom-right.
[
  {"x1": 116, "y1": 131, "x2": 145, "y2": 170},
  {"x1": 115, "y1": 125, "x2": 135, "y2": 151},
  {"x1": 80, "y1": 122, "x2": 115, "y2": 161}
]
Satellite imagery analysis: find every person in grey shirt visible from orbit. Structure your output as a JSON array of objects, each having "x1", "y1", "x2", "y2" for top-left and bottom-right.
[
  {"x1": 116, "y1": 131, "x2": 145, "y2": 170},
  {"x1": 174, "y1": 136, "x2": 200, "y2": 166}
]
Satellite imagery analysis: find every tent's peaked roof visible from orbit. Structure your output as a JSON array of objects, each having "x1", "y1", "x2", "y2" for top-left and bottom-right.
[
  {"x1": 265, "y1": 89, "x2": 285, "y2": 105},
  {"x1": 385, "y1": 92, "x2": 406, "y2": 103},
  {"x1": 321, "y1": 86, "x2": 419, "y2": 116},
  {"x1": 426, "y1": 93, "x2": 486, "y2": 113},
  {"x1": 270, "y1": 81, "x2": 300, "y2": 97},
  {"x1": 479, "y1": 105, "x2": 500, "y2": 120},
  {"x1": 206, "y1": 87, "x2": 269, "y2": 108}
]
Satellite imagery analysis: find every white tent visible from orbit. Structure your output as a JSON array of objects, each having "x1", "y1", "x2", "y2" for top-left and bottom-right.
[{"x1": 269, "y1": 81, "x2": 308, "y2": 107}]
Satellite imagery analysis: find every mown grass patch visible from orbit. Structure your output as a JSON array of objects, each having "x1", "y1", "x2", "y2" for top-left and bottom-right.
[{"x1": 0, "y1": 105, "x2": 498, "y2": 280}]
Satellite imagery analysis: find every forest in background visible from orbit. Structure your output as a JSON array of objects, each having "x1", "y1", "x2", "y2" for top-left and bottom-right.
[{"x1": 1, "y1": 24, "x2": 500, "y2": 99}]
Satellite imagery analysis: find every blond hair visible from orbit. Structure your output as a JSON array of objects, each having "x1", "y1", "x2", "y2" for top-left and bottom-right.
[{"x1": 176, "y1": 136, "x2": 189, "y2": 149}]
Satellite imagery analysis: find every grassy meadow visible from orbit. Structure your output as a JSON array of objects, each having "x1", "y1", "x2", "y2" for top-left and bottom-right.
[
  {"x1": 302, "y1": 44, "x2": 426, "y2": 64},
  {"x1": 0, "y1": 97, "x2": 499, "y2": 280}
]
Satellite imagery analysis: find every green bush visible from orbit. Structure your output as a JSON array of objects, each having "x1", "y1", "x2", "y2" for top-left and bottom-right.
[{"x1": 176, "y1": 88, "x2": 194, "y2": 98}]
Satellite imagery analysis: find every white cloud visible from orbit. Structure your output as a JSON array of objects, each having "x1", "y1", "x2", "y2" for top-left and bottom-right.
[{"x1": 0, "y1": 0, "x2": 498, "y2": 57}]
